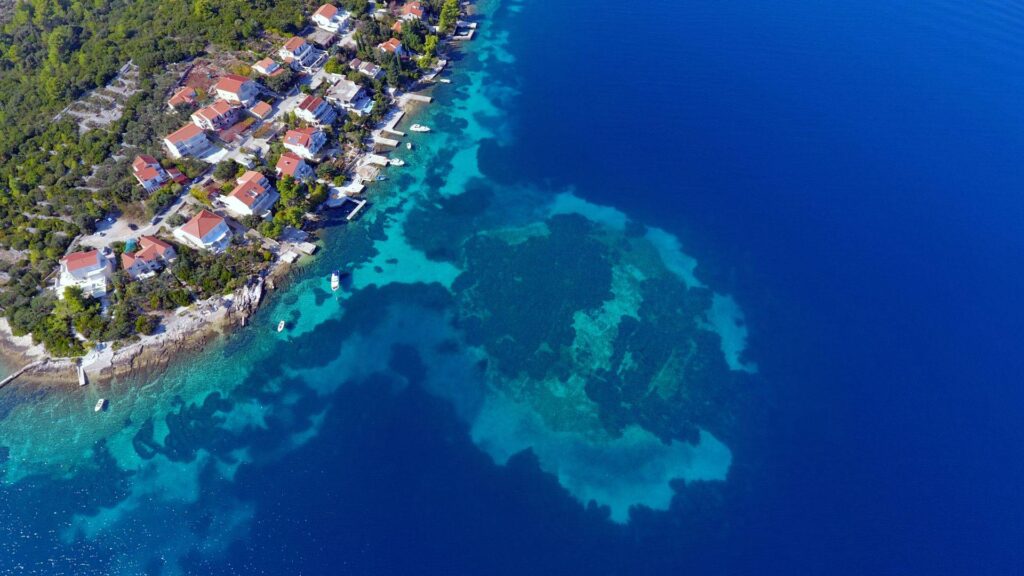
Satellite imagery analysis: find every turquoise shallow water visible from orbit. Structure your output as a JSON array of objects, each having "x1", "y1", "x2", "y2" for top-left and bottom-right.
[{"x1": 0, "y1": 0, "x2": 759, "y2": 572}]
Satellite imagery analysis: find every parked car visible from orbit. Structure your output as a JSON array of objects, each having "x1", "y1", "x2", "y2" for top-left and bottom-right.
[{"x1": 128, "y1": 224, "x2": 138, "y2": 231}]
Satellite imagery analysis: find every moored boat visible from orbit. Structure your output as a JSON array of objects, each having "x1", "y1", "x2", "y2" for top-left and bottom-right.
[
  {"x1": 390, "y1": 158, "x2": 406, "y2": 166},
  {"x1": 406, "y1": 142, "x2": 413, "y2": 150},
  {"x1": 94, "y1": 398, "x2": 106, "y2": 412},
  {"x1": 410, "y1": 124, "x2": 431, "y2": 133},
  {"x1": 277, "y1": 320, "x2": 286, "y2": 332},
  {"x1": 331, "y1": 270, "x2": 341, "y2": 291}
]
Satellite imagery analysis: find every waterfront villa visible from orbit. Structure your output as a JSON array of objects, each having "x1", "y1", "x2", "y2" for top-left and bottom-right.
[
  {"x1": 57, "y1": 250, "x2": 113, "y2": 299},
  {"x1": 164, "y1": 123, "x2": 211, "y2": 159},
  {"x1": 399, "y1": 1, "x2": 424, "y2": 20},
  {"x1": 276, "y1": 151, "x2": 315, "y2": 181},
  {"x1": 121, "y1": 236, "x2": 176, "y2": 280},
  {"x1": 167, "y1": 86, "x2": 197, "y2": 110},
  {"x1": 348, "y1": 58, "x2": 384, "y2": 80},
  {"x1": 212, "y1": 74, "x2": 260, "y2": 106},
  {"x1": 253, "y1": 58, "x2": 284, "y2": 77},
  {"x1": 191, "y1": 100, "x2": 242, "y2": 131},
  {"x1": 131, "y1": 155, "x2": 170, "y2": 192},
  {"x1": 279, "y1": 37, "x2": 317, "y2": 68},
  {"x1": 283, "y1": 127, "x2": 327, "y2": 159},
  {"x1": 223, "y1": 171, "x2": 280, "y2": 218},
  {"x1": 377, "y1": 38, "x2": 405, "y2": 56},
  {"x1": 295, "y1": 94, "x2": 338, "y2": 126},
  {"x1": 313, "y1": 4, "x2": 348, "y2": 32},
  {"x1": 173, "y1": 210, "x2": 233, "y2": 252}
]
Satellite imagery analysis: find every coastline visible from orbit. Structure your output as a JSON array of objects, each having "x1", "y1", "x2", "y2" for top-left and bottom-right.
[{"x1": 0, "y1": 15, "x2": 464, "y2": 392}]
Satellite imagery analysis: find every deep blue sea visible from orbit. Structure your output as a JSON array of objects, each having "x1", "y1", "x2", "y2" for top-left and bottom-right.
[{"x1": 2, "y1": 0, "x2": 1024, "y2": 574}]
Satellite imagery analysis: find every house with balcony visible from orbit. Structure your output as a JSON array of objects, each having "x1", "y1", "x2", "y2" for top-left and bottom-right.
[
  {"x1": 222, "y1": 171, "x2": 279, "y2": 218},
  {"x1": 276, "y1": 151, "x2": 315, "y2": 181},
  {"x1": 295, "y1": 94, "x2": 338, "y2": 126},
  {"x1": 121, "y1": 236, "x2": 177, "y2": 280},
  {"x1": 212, "y1": 74, "x2": 260, "y2": 106},
  {"x1": 377, "y1": 38, "x2": 405, "y2": 57},
  {"x1": 279, "y1": 37, "x2": 318, "y2": 69},
  {"x1": 173, "y1": 210, "x2": 233, "y2": 252},
  {"x1": 253, "y1": 58, "x2": 284, "y2": 77},
  {"x1": 131, "y1": 155, "x2": 170, "y2": 192},
  {"x1": 283, "y1": 127, "x2": 327, "y2": 160},
  {"x1": 191, "y1": 100, "x2": 242, "y2": 131},
  {"x1": 167, "y1": 86, "x2": 197, "y2": 110},
  {"x1": 326, "y1": 78, "x2": 372, "y2": 116},
  {"x1": 164, "y1": 123, "x2": 211, "y2": 159},
  {"x1": 57, "y1": 250, "x2": 113, "y2": 299},
  {"x1": 313, "y1": 4, "x2": 349, "y2": 32}
]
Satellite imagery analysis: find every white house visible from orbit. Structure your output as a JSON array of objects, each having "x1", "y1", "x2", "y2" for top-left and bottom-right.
[
  {"x1": 190, "y1": 100, "x2": 242, "y2": 131},
  {"x1": 276, "y1": 151, "x2": 315, "y2": 181},
  {"x1": 294, "y1": 94, "x2": 337, "y2": 126},
  {"x1": 253, "y1": 58, "x2": 283, "y2": 77},
  {"x1": 279, "y1": 37, "x2": 317, "y2": 69},
  {"x1": 212, "y1": 74, "x2": 260, "y2": 106},
  {"x1": 377, "y1": 38, "x2": 405, "y2": 56},
  {"x1": 164, "y1": 123, "x2": 211, "y2": 159},
  {"x1": 121, "y1": 236, "x2": 176, "y2": 280},
  {"x1": 131, "y1": 155, "x2": 169, "y2": 192},
  {"x1": 173, "y1": 210, "x2": 233, "y2": 252},
  {"x1": 283, "y1": 127, "x2": 327, "y2": 160},
  {"x1": 399, "y1": 1, "x2": 424, "y2": 20},
  {"x1": 58, "y1": 250, "x2": 113, "y2": 299},
  {"x1": 349, "y1": 58, "x2": 384, "y2": 80},
  {"x1": 222, "y1": 171, "x2": 279, "y2": 218},
  {"x1": 326, "y1": 77, "x2": 372, "y2": 115},
  {"x1": 313, "y1": 4, "x2": 349, "y2": 32}
]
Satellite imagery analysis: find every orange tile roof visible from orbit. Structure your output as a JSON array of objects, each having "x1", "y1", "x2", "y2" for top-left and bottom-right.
[
  {"x1": 229, "y1": 171, "x2": 271, "y2": 208},
  {"x1": 180, "y1": 210, "x2": 225, "y2": 240},
  {"x1": 284, "y1": 127, "x2": 319, "y2": 149},
  {"x1": 250, "y1": 101, "x2": 273, "y2": 119},
  {"x1": 213, "y1": 74, "x2": 252, "y2": 97},
  {"x1": 314, "y1": 4, "x2": 338, "y2": 19},
  {"x1": 284, "y1": 37, "x2": 307, "y2": 53},
  {"x1": 166, "y1": 123, "x2": 205, "y2": 144},
  {"x1": 276, "y1": 151, "x2": 307, "y2": 178},
  {"x1": 168, "y1": 87, "x2": 197, "y2": 107},
  {"x1": 62, "y1": 250, "x2": 101, "y2": 273}
]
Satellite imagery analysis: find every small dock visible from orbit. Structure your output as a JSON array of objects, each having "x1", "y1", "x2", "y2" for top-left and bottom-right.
[
  {"x1": 296, "y1": 242, "x2": 318, "y2": 255},
  {"x1": 373, "y1": 135, "x2": 400, "y2": 147},
  {"x1": 367, "y1": 154, "x2": 391, "y2": 167},
  {"x1": 344, "y1": 197, "x2": 368, "y2": 221},
  {"x1": 404, "y1": 93, "x2": 433, "y2": 104}
]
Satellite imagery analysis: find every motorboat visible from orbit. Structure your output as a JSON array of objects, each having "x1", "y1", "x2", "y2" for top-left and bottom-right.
[
  {"x1": 390, "y1": 158, "x2": 406, "y2": 167},
  {"x1": 406, "y1": 142, "x2": 413, "y2": 150},
  {"x1": 94, "y1": 398, "x2": 107, "y2": 412},
  {"x1": 277, "y1": 320, "x2": 286, "y2": 332},
  {"x1": 410, "y1": 124, "x2": 431, "y2": 133},
  {"x1": 331, "y1": 270, "x2": 341, "y2": 291}
]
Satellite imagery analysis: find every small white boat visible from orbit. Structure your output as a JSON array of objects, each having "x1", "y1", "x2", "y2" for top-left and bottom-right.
[
  {"x1": 390, "y1": 158, "x2": 406, "y2": 167},
  {"x1": 277, "y1": 320, "x2": 286, "y2": 332},
  {"x1": 331, "y1": 270, "x2": 341, "y2": 291},
  {"x1": 439, "y1": 78, "x2": 451, "y2": 84},
  {"x1": 94, "y1": 398, "x2": 107, "y2": 412},
  {"x1": 410, "y1": 124, "x2": 431, "y2": 133},
  {"x1": 78, "y1": 365, "x2": 87, "y2": 387},
  {"x1": 406, "y1": 142, "x2": 413, "y2": 150}
]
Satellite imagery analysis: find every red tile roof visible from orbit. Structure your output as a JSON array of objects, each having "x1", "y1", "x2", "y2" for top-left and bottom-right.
[
  {"x1": 392, "y1": 21, "x2": 403, "y2": 33},
  {"x1": 168, "y1": 87, "x2": 197, "y2": 107},
  {"x1": 284, "y1": 37, "x2": 307, "y2": 53},
  {"x1": 400, "y1": 1, "x2": 424, "y2": 18},
  {"x1": 298, "y1": 94, "x2": 326, "y2": 112},
  {"x1": 250, "y1": 101, "x2": 273, "y2": 119},
  {"x1": 284, "y1": 127, "x2": 319, "y2": 149},
  {"x1": 166, "y1": 123, "x2": 205, "y2": 144},
  {"x1": 62, "y1": 250, "x2": 101, "y2": 273},
  {"x1": 180, "y1": 210, "x2": 225, "y2": 240},
  {"x1": 276, "y1": 151, "x2": 307, "y2": 178},
  {"x1": 229, "y1": 171, "x2": 272, "y2": 208},
  {"x1": 132, "y1": 155, "x2": 165, "y2": 182},
  {"x1": 122, "y1": 236, "x2": 174, "y2": 269},
  {"x1": 213, "y1": 74, "x2": 253, "y2": 97},
  {"x1": 193, "y1": 100, "x2": 238, "y2": 123},
  {"x1": 314, "y1": 4, "x2": 338, "y2": 19},
  {"x1": 379, "y1": 38, "x2": 403, "y2": 53}
]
